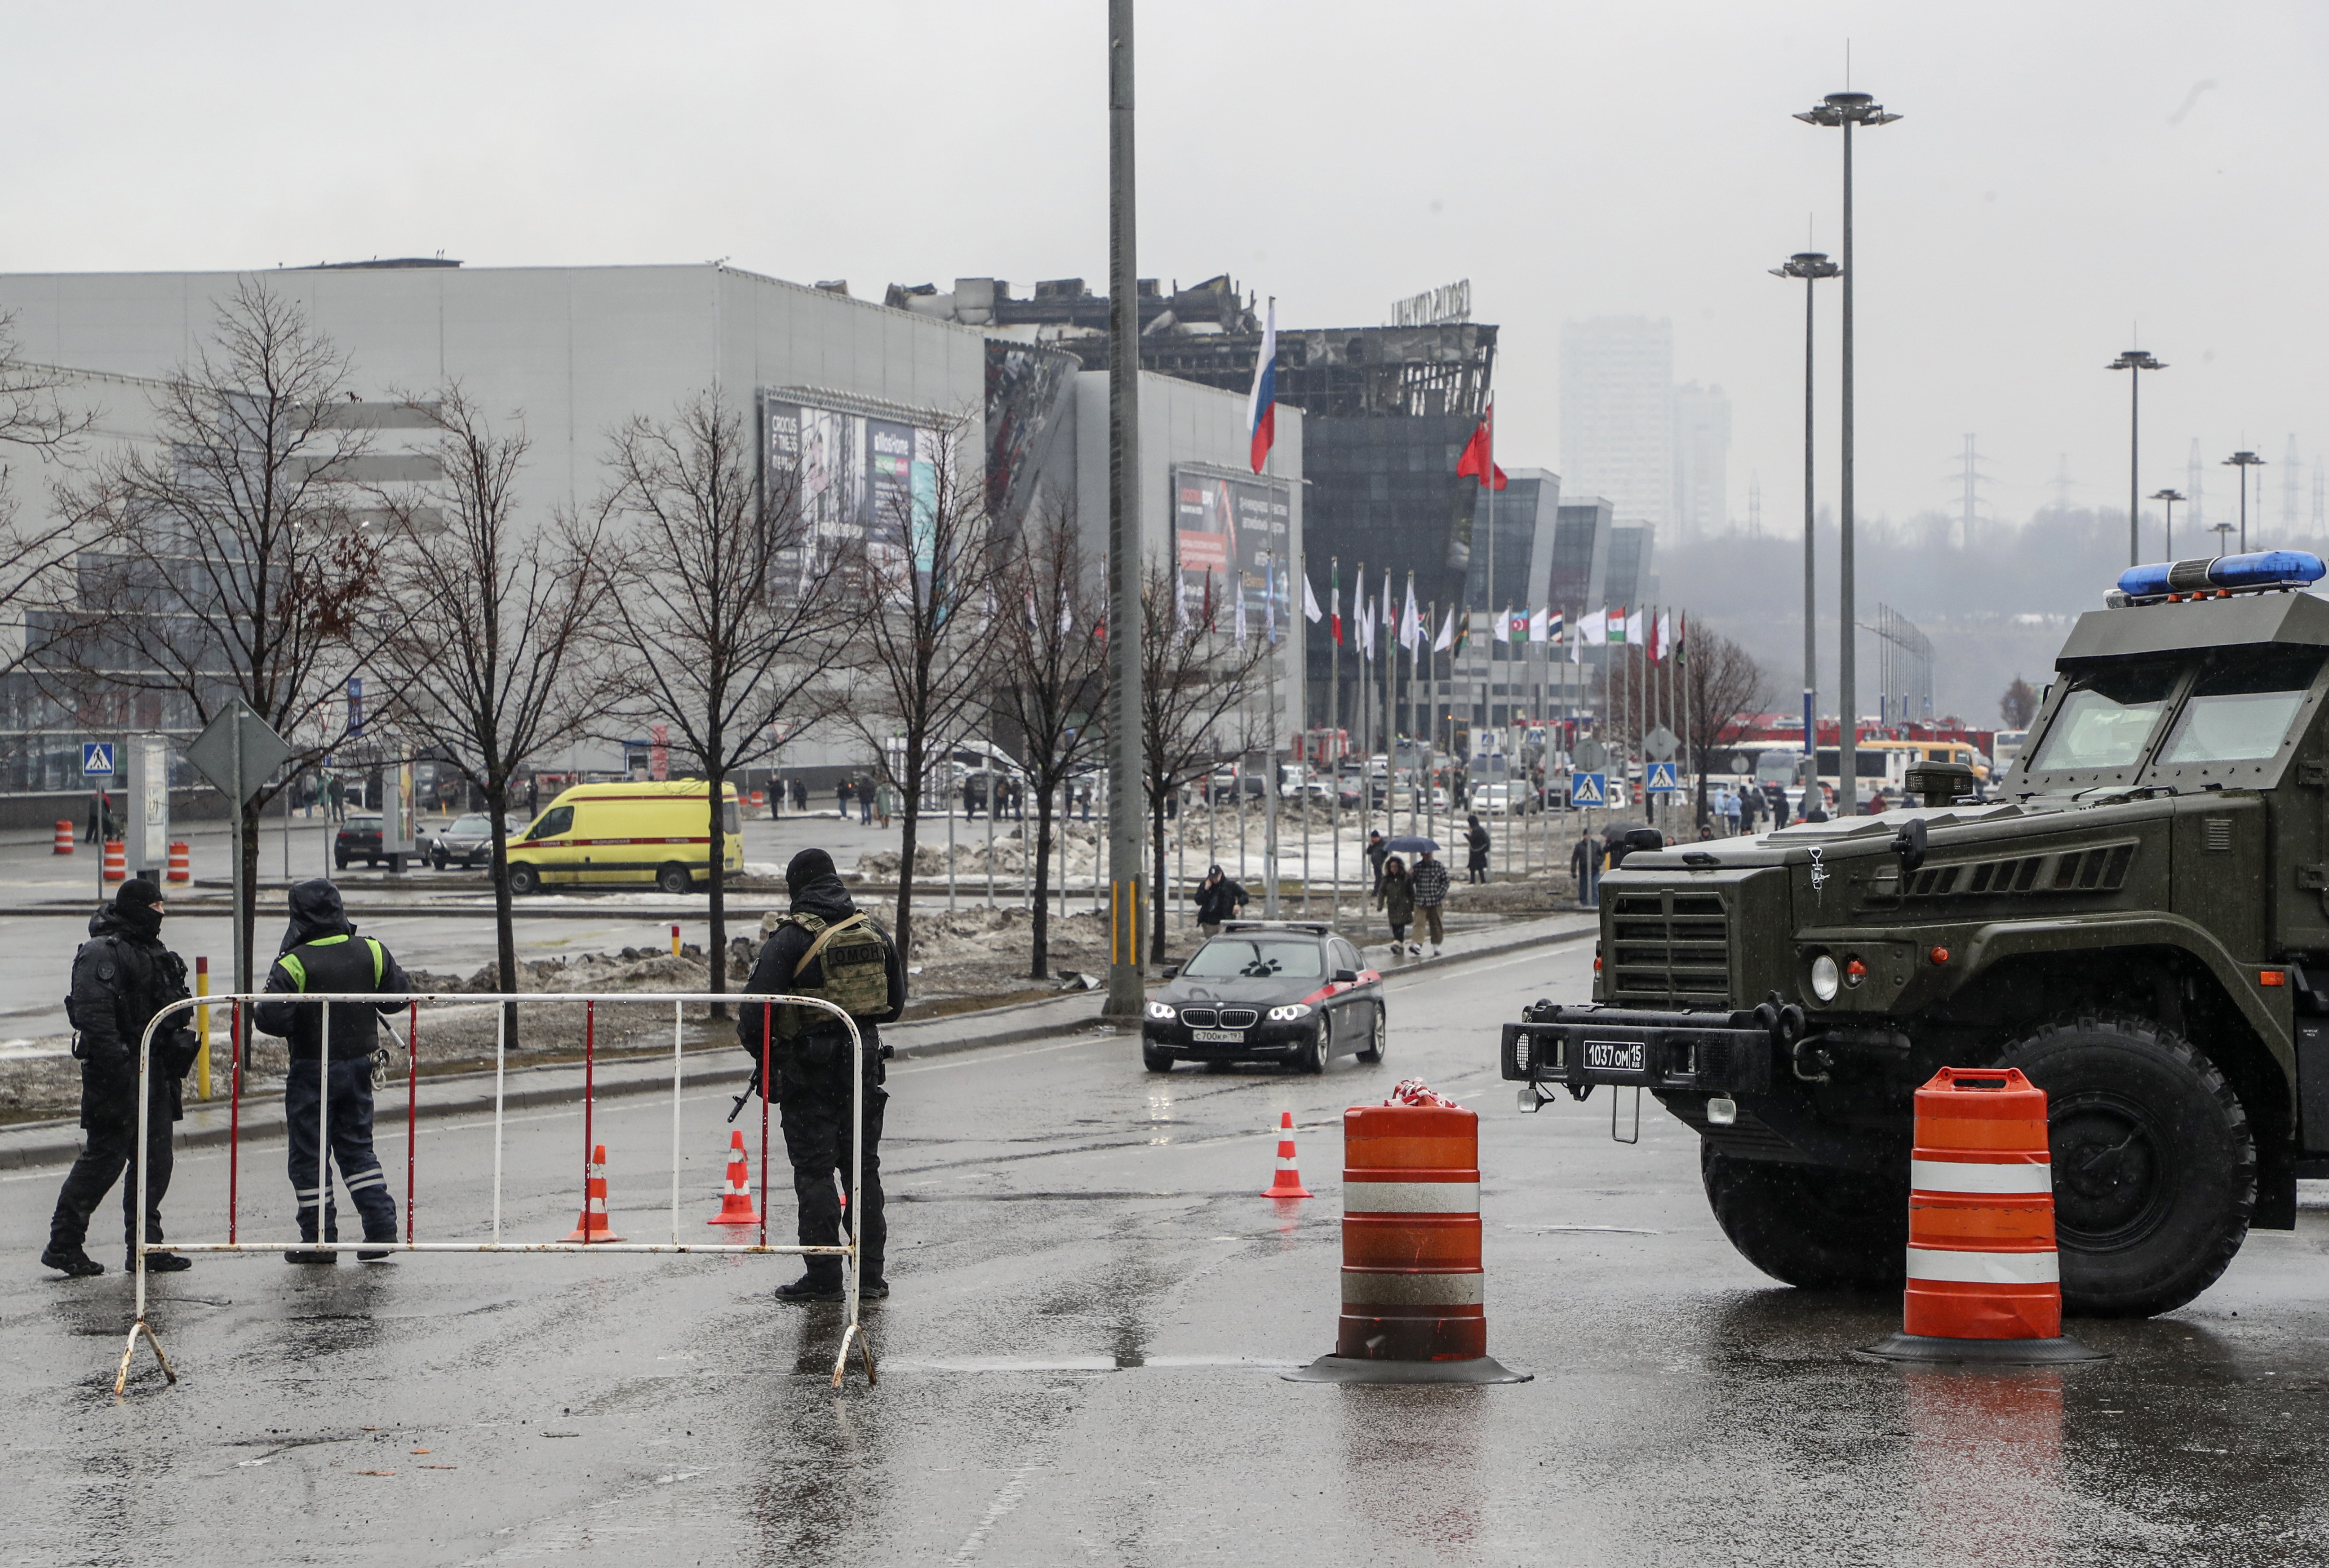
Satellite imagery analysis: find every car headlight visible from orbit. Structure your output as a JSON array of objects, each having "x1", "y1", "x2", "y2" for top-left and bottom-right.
[
  {"x1": 1266, "y1": 1004, "x2": 1314, "y2": 1022},
  {"x1": 1146, "y1": 1001, "x2": 1176, "y2": 1021},
  {"x1": 1808, "y1": 953, "x2": 1840, "y2": 1003}
]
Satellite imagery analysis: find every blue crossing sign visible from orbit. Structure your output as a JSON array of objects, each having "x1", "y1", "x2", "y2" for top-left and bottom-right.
[
  {"x1": 1570, "y1": 771, "x2": 1606, "y2": 807},
  {"x1": 1646, "y1": 761, "x2": 1679, "y2": 795},
  {"x1": 81, "y1": 742, "x2": 114, "y2": 777}
]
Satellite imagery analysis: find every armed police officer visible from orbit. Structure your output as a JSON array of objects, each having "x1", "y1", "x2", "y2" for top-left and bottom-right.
[
  {"x1": 739, "y1": 847, "x2": 906, "y2": 1304},
  {"x1": 253, "y1": 881, "x2": 411, "y2": 1264},
  {"x1": 43, "y1": 879, "x2": 199, "y2": 1277}
]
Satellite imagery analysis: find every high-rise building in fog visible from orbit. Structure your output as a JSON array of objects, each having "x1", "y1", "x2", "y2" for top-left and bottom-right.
[
  {"x1": 1561, "y1": 317, "x2": 1673, "y2": 532},
  {"x1": 1672, "y1": 382, "x2": 1731, "y2": 540}
]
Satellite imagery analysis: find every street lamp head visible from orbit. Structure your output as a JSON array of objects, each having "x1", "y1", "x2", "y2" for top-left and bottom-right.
[
  {"x1": 1770, "y1": 251, "x2": 1842, "y2": 280},
  {"x1": 2225, "y1": 450, "x2": 2265, "y2": 467},
  {"x1": 2151, "y1": 488, "x2": 2185, "y2": 503},
  {"x1": 2108, "y1": 349, "x2": 2165, "y2": 372},
  {"x1": 1797, "y1": 91, "x2": 1901, "y2": 127}
]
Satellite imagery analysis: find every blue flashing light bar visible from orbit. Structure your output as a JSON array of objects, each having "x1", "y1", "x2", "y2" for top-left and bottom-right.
[{"x1": 2117, "y1": 550, "x2": 2327, "y2": 600}]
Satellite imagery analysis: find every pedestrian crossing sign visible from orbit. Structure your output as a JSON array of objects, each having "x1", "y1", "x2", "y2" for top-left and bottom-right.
[
  {"x1": 81, "y1": 742, "x2": 113, "y2": 777},
  {"x1": 1570, "y1": 771, "x2": 1606, "y2": 807},
  {"x1": 1646, "y1": 761, "x2": 1679, "y2": 795}
]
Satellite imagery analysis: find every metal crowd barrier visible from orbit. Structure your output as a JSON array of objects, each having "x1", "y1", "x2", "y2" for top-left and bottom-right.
[{"x1": 115, "y1": 988, "x2": 872, "y2": 1396}]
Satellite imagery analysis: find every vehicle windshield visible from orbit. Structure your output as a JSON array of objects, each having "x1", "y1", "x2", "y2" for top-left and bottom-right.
[
  {"x1": 1181, "y1": 939, "x2": 1324, "y2": 981},
  {"x1": 1755, "y1": 751, "x2": 1805, "y2": 784},
  {"x1": 2155, "y1": 647, "x2": 2325, "y2": 764},
  {"x1": 448, "y1": 814, "x2": 491, "y2": 833},
  {"x1": 2027, "y1": 661, "x2": 2183, "y2": 771}
]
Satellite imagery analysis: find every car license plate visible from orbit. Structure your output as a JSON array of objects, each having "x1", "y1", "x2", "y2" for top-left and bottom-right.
[
  {"x1": 1584, "y1": 1039, "x2": 1646, "y2": 1072},
  {"x1": 1190, "y1": 1028, "x2": 1245, "y2": 1044}
]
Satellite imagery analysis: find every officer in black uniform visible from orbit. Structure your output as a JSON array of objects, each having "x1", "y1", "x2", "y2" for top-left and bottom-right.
[
  {"x1": 739, "y1": 848, "x2": 906, "y2": 1303},
  {"x1": 253, "y1": 880, "x2": 411, "y2": 1264},
  {"x1": 43, "y1": 879, "x2": 198, "y2": 1276}
]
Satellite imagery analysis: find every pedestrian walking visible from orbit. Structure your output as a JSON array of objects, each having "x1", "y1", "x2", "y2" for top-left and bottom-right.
[
  {"x1": 1464, "y1": 814, "x2": 1491, "y2": 884},
  {"x1": 1365, "y1": 830, "x2": 1389, "y2": 896},
  {"x1": 875, "y1": 779, "x2": 893, "y2": 829},
  {"x1": 43, "y1": 880, "x2": 200, "y2": 1277},
  {"x1": 1192, "y1": 864, "x2": 1247, "y2": 937},
  {"x1": 1376, "y1": 855, "x2": 1415, "y2": 955},
  {"x1": 859, "y1": 776, "x2": 875, "y2": 825},
  {"x1": 740, "y1": 847, "x2": 907, "y2": 1304},
  {"x1": 1411, "y1": 848, "x2": 1450, "y2": 957},
  {"x1": 791, "y1": 778, "x2": 808, "y2": 815},
  {"x1": 253, "y1": 881, "x2": 411, "y2": 1264},
  {"x1": 835, "y1": 779, "x2": 852, "y2": 819}
]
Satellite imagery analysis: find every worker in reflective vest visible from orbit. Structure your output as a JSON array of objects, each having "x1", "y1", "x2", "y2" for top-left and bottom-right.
[{"x1": 253, "y1": 881, "x2": 411, "y2": 1264}]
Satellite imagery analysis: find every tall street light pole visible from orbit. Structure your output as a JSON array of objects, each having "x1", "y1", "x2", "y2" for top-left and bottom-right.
[
  {"x1": 2108, "y1": 349, "x2": 2166, "y2": 567},
  {"x1": 1797, "y1": 90, "x2": 1899, "y2": 815},
  {"x1": 2224, "y1": 450, "x2": 2265, "y2": 553},
  {"x1": 1771, "y1": 251, "x2": 1838, "y2": 788},
  {"x1": 2151, "y1": 488, "x2": 2184, "y2": 558},
  {"x1": 1104, "y1": 0, "x2": 1146, "y2": 1021}
]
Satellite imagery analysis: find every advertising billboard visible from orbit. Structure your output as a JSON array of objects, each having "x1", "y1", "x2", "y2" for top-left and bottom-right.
[
  {"x1": 761, "y1": 394, "x2": 947, "y2": 585},
  {"x1": 1173, "y1": 467, "x2": 1292, "y2": 636}
]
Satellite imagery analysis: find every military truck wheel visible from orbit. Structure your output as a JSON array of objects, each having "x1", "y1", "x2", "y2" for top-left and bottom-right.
[
  {"x1": 1996, "y1": 1016, "x2": 2254, "y2": 1318},
  {"x1": 1701, "y1": 1145, "x2": 1908, "y2": 1291}
]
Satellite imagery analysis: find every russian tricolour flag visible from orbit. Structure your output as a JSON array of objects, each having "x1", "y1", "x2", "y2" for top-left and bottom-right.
[{"x1": 1247, "y1": 299, "x2": 1277, "y2": 473}]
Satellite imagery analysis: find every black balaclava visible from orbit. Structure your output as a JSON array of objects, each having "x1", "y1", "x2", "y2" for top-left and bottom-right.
[{"x1": 114, "y1": 877, "x2": 164, "y2": 940}]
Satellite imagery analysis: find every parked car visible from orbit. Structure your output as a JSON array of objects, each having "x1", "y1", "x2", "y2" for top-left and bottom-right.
[
  {"x1": 1141, "y1": 921, "x2": 1386, "y2": 1074},
  {"x1": 427, "y1": 812, "x2": 528, "y2": 871}
]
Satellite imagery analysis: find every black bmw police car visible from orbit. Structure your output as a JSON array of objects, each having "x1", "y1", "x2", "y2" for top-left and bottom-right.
[{"x1": 1142, "y1": 920, "x2": 1387, "y2": 1073}]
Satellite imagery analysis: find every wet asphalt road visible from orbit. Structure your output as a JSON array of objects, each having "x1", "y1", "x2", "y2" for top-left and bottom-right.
[{"x1": 6, "y1": 939, "x2": 2329, "y2": 1566}]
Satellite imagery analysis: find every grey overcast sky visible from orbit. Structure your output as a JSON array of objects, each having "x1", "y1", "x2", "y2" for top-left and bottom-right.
[{"x1": 5, "y1": 1, "x2": 2323, "y2": 540}]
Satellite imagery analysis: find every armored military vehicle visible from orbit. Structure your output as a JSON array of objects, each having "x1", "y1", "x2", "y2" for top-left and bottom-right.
[{"x1": 1502, "y1": 551, "x2": 2329, "y2": 1316}]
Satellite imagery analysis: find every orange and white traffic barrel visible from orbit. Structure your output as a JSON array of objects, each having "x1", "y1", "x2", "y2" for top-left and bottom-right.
[
  {"x1": 166, "y1": 842, "x2": 191, "y2": 883},
  {"x1": 102, "y1": 839, "x2": 127, "y2": 882},
  {"x1": 1863, "y1": 1067, "x2": 2105, "y2": 1365},
  {"x1": 1286, "y1": 1093, "x2": 1528, "y2": 1384},
  {"x1": 53, "y1": 819, "x2": 73, "y2": 855}
]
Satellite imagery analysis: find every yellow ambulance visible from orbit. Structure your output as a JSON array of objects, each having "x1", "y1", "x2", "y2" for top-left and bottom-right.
[{"x1": 505, "y1": 780, "x2": 743, "y2": 895}]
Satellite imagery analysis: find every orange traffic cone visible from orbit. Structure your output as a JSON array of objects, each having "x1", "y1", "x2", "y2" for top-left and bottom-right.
[
  {"x1": 563, "y1": 1143, "x2": 625, "y2": 1243},
  {"x1": 1260, "y1": 1111, "x2": 1314, "y2": 1198},
  {"x1": 707, "y1": 1129, "x2": 760, "y2": 1226}
]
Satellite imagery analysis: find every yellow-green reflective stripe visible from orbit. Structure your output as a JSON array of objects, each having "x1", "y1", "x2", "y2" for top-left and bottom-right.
[{"x1": 279, "y1": 954, "x2": 308, "y2": 990}]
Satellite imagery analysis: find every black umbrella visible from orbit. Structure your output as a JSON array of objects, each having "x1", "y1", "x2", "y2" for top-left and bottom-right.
[{"x1": 1384, "y1": 835, "x2": 1440, "y2": 854}]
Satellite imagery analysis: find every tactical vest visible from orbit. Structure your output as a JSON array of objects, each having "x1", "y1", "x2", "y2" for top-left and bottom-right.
[
  {"x1": 770, "y1": 912, "x2": 892, "y2": 1041},
  {"x1": 277, "y1": 933, "x2": 392, "y2": 1059}
]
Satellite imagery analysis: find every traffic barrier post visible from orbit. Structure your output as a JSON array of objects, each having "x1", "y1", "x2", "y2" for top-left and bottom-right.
[
  {"x1": 1862, "y1": 1067, "x2": 2106, "y2": 1365},
  {"x1": 1286, "y1": 1096, "x2": 1529, "y2": 1385},
  {"x1": 166, "y1": 841, "x2": 191, "y2": 883},
  {"x1": 53, "y1": 819, "x2": 73, "y2": 856},
  {"x1": 102, "y1": 839, "x2": 126, "y2": 882},
  {"x1": 115, "y1": 988, "x2": 877, "y2": 1397}
]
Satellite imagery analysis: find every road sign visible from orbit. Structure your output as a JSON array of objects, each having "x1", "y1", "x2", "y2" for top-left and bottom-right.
[
  {"x1": 81, "y1": 742, "x2": 114, "y2": 777},
  {"x1": 1574, "y1": 740, "x2": 1609, "y2": 772},
  {"x1": 1570, "y1": 771, "x2": 1607, "y2": 808},
  {"x1": 1644, "y1": 726, "x2": 1679, "y2": 761},
  {"x1": 1646, "y1": 761, "x2": 1679, "y2": 795},
  {"x1": 186, "y1": 699, "x2": 292, "y2": 805}
]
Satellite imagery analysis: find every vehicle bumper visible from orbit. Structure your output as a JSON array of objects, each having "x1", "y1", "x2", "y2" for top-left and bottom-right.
[
  {"x1": 1499, "y1": 1004, "x2": 1777, "y2": 1096},
  {"x1": 1144, "y1": 1020, "x2": 1313, "y2": 1059}
]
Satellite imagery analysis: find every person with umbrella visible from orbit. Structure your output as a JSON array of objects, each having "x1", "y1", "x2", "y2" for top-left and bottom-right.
[
  {"x1": 1381, "y1": 836, "x2": 1450, "y2": 957},
  {"x1": 1375, "y1": 853, "x2": 1415, "y2": 956}
]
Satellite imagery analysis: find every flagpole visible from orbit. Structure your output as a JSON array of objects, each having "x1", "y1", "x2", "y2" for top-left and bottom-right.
[{"x1": 1328, "y1": 554, "x2": 1339, "y2": 920}]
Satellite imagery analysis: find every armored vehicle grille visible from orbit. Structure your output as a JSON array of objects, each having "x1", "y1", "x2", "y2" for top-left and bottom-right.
[
  {"x1": 1608, "y1": 890, "x2": 1730, "y2": 1004},
  {"x1": 1901, "y1": 840, "x2": 2136, "y2": 900}
]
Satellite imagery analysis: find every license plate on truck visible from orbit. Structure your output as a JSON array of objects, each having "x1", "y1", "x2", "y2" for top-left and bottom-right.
[
  {"x1": 1584, "y1": 1039, "x2": 1646, "y2": 1072},
  {"x1": 1191, "y1": 1029, "x2": 1245, "y2": 1044}
]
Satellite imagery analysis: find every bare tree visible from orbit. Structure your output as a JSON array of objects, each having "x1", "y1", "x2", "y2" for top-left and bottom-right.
[
  {"x1": 593, "y1": 391, "x2": 841, "y2": 1007},
  {"x1": 1683, "y1": 626, "x2": 1772, "y2": 825},
  {"x1": 0, "y1": 314, "x2": 100, "y2": 688},
  {"x1": 833, "y1": 410, "x2": 1001, "y2": 965},
  {"x1": 374, "y1": 387, "x2": 611, "y2": 1039},
  {"x1": 2000, "y1": 676, "x2": 2040, "y2": 730},
  {"x1": 991, "y1": 494, "x2": 1107, "y2": 978},
  {"x1": 1138, "y1": 562, "x2": 1273, "y2": 962},
  {"x1": 49, "y1": 280, "x2": 396, "y2": 988}
]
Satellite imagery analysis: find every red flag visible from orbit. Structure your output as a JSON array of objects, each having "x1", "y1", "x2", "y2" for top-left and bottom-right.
[{"x1": 1456, "y1": 408, "x2": 1508, "y2": 491}]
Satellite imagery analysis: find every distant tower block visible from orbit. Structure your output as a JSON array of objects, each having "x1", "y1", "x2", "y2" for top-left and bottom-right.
[
  {"x1": 2050, "y1": 453, "x2": 2076, "y2": 513},
  {"x1": 2284, "y1": 434, "x2": 2304, "y2": 532},
  {"x1": 2188, "y1": 438, "x2": 2207, "y2": 535}
]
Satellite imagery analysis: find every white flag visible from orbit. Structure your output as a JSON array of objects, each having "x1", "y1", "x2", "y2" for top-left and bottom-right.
[
  {"x1": 1528, "y1": 606, "x2": 1549, "y2": 643},
  {"x1": 1624, "y1": 608, "x2": 1645, "y2": 647},
  {"x1": 1433, "y1": 605, "x2": 1455, "y2": 653},
  {"x1": 1359, "y1": 593, "x2": 1375, "y2": 655},
  {"x1": 1235, "y1": 575, "x2": 1250, "y2": 642},
  {"x1": 1302, "y1": 571, "x2": 1323, "y2": 625},
  {"x1": 1401, "y1": 578, "x2": 1421, "y2": 653},
  {"x1": 1577, "y1": 608, "x2": 1610, "y2": 645}
]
